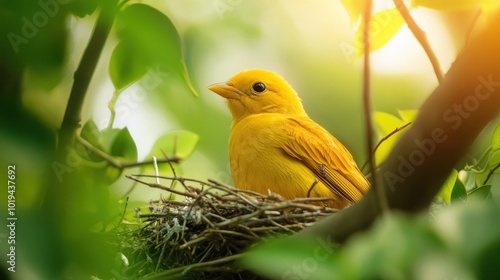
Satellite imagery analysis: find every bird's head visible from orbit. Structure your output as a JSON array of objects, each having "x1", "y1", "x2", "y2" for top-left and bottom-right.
[{"x1": 208, "y1": 69, "x2": 306, "y2": 123}]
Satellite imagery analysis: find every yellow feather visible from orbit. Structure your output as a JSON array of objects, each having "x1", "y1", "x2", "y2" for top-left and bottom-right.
[{"x1": 208, "y1": 69, "x2": 370, "y2": 209}]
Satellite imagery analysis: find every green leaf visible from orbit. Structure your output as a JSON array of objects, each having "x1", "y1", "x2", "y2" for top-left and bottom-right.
[
  {"x1": 340, "y1": 0, "x2": 366, "y2": 24},
  {"x1": 459, "y1": 170, "x2": 477, "y2": 191},
  {"x1": 375, "y1": 112, "x2": 405, "y2": 135},
  {"x1": 81, "y1": 121, "x2": 134, "y2": 160},
  {"x1": 116, "y1": 3, "x2": 198, "y2": 95},
  {"x1": 80, "y1": 119, "x2": 102, "y2": 147},
  {"x1": 79, "y1": 125, "x2": 126, "y2": 185},
  {"x1": 147, "y1": 130, "x2": 199, "y2": 160},
  {"x1": 109, "y1": 42, "x2": 149, "y2": 90},
  {"x1": 355, "y1": 8, "x2": 405, "y2": 56},
  {"x1": 491, "y1": 123, "x2": 500, "y2": 151},
  {"x1": 438, "y1": 169, "x2": 458, "y2": 204},
  {"x1": 240, "y1": 237, "x2": 340, "y2": 280},
  {"x1": 489, "y1": 151, "x2": 500, "y2": 171},
  {"x1": 80, "y1": 120, "x2": 105, "y2": 162},
  {"x1": 110, "y1": 127, "x2": 138, "y2": 161},
  {"x1": 101, "y1": 129, "x2": 121, "y2": 153},
  {"x1": 468, "y1": 185, "x2": 492, "y2": 202},
  {"x1": 412, "y1": 0, "x2": 481, "y2": 10},
  {"x1": 451, "y1": 176, "x2": 467, "y2": 203},
  {"x1": 69, "y1": 0, "x2": 99, "y2": 17}
]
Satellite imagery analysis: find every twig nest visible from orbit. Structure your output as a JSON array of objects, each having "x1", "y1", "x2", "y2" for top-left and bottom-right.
[{"x1": 120, "y1": 175, "x2": 337, "y2": 279}]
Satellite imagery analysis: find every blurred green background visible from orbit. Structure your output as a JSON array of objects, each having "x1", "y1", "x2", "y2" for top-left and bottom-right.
[{"x1": 1, "y1": 0, "x2": 499, "y2": 279}]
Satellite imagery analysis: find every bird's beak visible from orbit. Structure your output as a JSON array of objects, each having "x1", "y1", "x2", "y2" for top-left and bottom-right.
[{"x1": 207, "y1": 82, "x2": 242, "y2": 100}]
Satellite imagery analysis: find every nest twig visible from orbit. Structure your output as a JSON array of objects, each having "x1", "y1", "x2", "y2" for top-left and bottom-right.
[{"x1": 118, "y1": 174, "x2": 337, "y2": 279}]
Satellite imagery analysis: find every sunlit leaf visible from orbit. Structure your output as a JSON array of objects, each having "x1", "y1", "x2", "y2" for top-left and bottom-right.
[
  {"x1": 355, "y1": 8, "x2": 405, "y2": 56},
  {"x1": 374, "y1": 112, "x2": 405, "y2": 165},
  {"x1": 459, "y1": 170, "x2": 477, "y2": 191},
  {"x1": 438, "y1": 169, "x2": 458, "y2": 204},
  {"x1": 116, "y1": 3, "x2": 198, "y2": 95},
  {"x1": 374, "y1": 112, "x2": 405, "y2": 135},
  {"x1": 451, "y1": 177, "x2": 467, "y2": 203},
  {"x1": 340, "y1": 0, "x2": 366, "y2": 24},
  {"x1": 412, "y1": 0, "x2": 480, "y2": 10},
  {"x1": 398, "y1": 110, "x2": 418, "y2": 124},
  {"x1": 109, "y1": 41, "x2": 149, "y2": 90},
  {"x1": 147, "y1": 130, "x2": 199, "y2": 160}
]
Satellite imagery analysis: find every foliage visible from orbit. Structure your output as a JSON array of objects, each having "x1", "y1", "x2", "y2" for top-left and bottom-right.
[
  {"x1": 241, "y1": 201, "x2": 500, "y2": 280},
  {"x1": 240, "y1": 122, "x2": 500, "y2": 279}
]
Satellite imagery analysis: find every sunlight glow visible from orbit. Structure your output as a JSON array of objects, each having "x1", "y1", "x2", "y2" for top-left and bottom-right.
[{"x1": 370, "y1": 9, "x2": 456, "y2": 80}]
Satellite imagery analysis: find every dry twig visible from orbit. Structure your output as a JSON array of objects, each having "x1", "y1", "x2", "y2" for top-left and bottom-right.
[{"x1": 118, "y1": 174, "x2": 336, "y2": 279}]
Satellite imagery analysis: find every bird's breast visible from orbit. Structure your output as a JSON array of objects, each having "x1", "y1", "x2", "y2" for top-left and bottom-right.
[
  {"x1": 228, "y1": 115, "x2": 315, "y2": 197},
  {"x1": 229, "y1": 115, "x2": 285, "y2": 166}
]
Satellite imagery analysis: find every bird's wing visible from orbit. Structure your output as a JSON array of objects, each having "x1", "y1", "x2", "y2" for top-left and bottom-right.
[{"x1": 280, "y1": 117, "x2": 370, "y2": 202}]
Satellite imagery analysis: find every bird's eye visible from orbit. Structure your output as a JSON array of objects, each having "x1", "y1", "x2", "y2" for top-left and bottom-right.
[{"x1": 252, "y1": 82, "x2": 266, "y2": 93}]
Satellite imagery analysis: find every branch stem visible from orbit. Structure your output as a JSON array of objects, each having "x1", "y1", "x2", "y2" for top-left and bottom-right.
[
  {"x1": 76, "y1": 135, "x2": 181, "y2": 170},
  {"x1": 56, "y1": 1, "x2": 117, "y2": 159},
  {"x1": 393, "y1": 0, "x2": 444, "y2": 83},
  {"x1": 363, "y1": 0, "x2": 388, "y2": 213}
]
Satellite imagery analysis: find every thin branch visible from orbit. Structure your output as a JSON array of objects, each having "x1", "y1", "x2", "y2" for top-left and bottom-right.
[
  {"x1": 107, "y1": 88, "x2": 121, "y2": 129},
  {"x1": 56, "y1": 1, "x2": 118, "y2": 160},
  {"x1": 76, "y1": 135, "x2": 181, "y2": 169},
  {"x1": 76, "y1": 134, "x2": 122, "y2": 168},
  {"x1": 465, "y1": 8, "x2": 482, "y2": 46},
  {"x1": 126, "y1": 175, "x2": 197, "y2": 199},
  {"x1": 153, "y1": 156, "x2": 160, "y2": 184},
  {"x1": 306, "y1": 179, "x2": 319, "y2": 198},
  {"x1": 136, "y1": 174, "x2": 261, "y2": 207},
  {"x1": 363, "y1": 0, "x2": 389, "y2": 213},
  {"x1": 393, "y1": 0, "x2": 444, "y2": 83},
  {"x1": 361, "y1": 122, "x2": 412, "y2": 171},
  {"x1": 161, "y1": 148, "x2": 178, "y2": 200},
  {"x1": 121, "y1": 156, "x2": 181, "y2": 169},
  {"x1": 299, "y1": 8, "x2": 500, "y2": 243},
  {"x1": 483, "y1": 162, "x2": 500, "y2": 185}
]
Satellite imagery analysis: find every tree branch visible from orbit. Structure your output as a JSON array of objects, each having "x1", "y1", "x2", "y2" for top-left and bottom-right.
[
  {"x1": 393, "y1": 0, "x2": 445, "y2": 83},
  {"x1": 483, "y1": 162, "x2": 500, "y2": 185},
  {"x1": 361, "y1": 122, "x2": 412, "y2": 171},
  {"x1": 363, "y1": 0, "x2": 389, "y2": 213},
  {"x1": 300, "y1": 10, "x2": 500, "y2": 244},
  {"x1": 56, "y1": 1, "x2": 117, "y2": 160}
]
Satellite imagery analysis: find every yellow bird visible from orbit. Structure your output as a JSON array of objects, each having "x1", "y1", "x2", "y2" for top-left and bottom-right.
[{"x1": 208, "y1": 69, "x2": 369, "y2": 209}]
